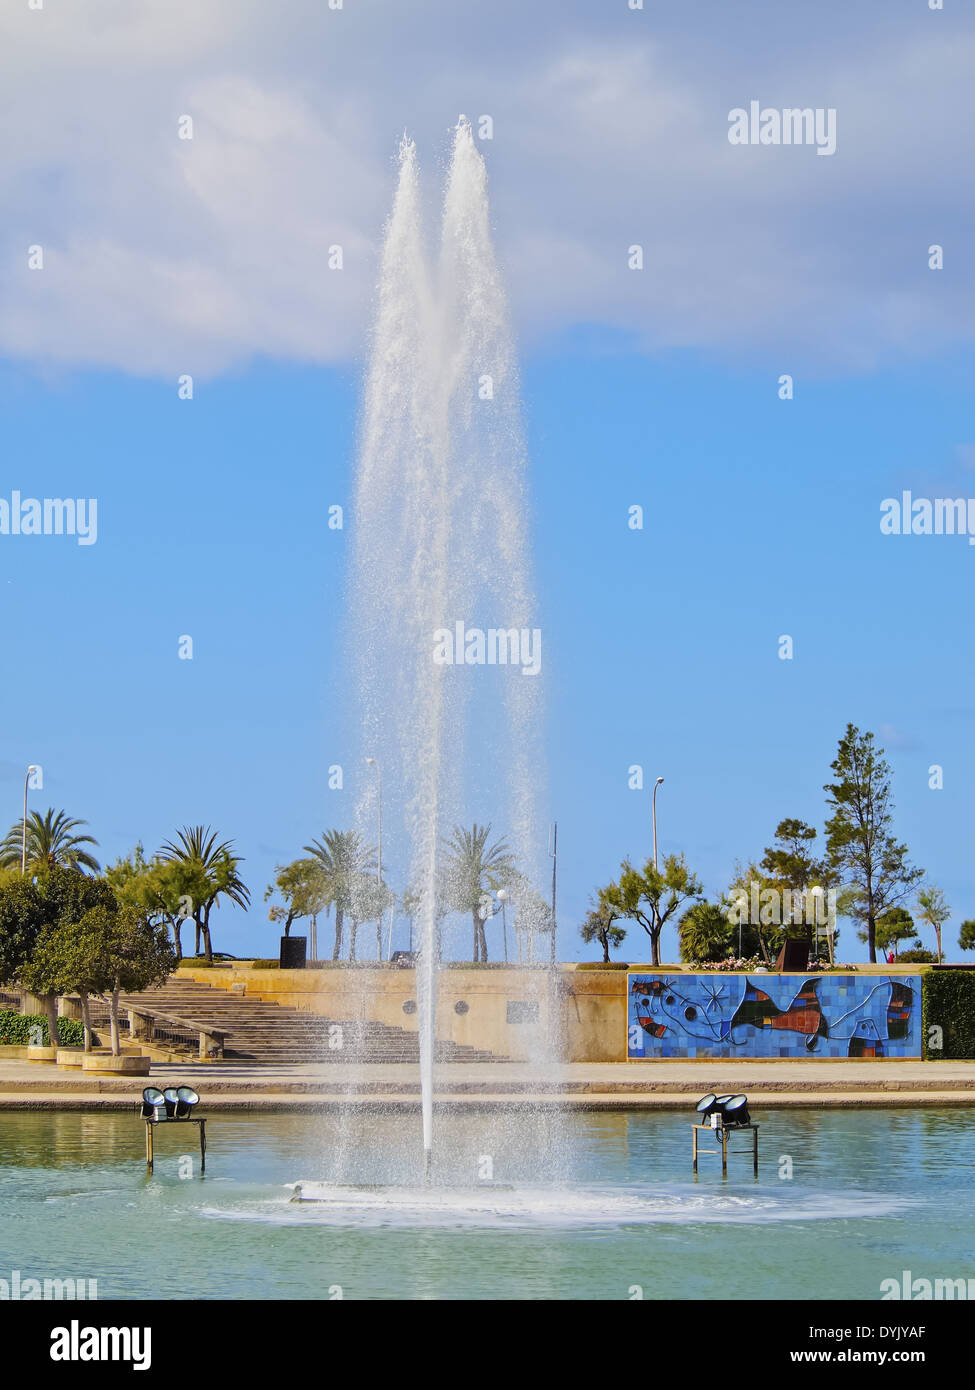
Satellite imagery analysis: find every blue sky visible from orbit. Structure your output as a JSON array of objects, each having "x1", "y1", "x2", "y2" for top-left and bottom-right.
[{"x1": 1, "y1": 0, "x2": 973, "y2": 962}]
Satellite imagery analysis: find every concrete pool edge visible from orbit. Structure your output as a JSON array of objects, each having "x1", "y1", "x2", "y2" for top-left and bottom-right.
[{"x1": 1, "y1": 1058, "x2": 972, "y2": 1110}]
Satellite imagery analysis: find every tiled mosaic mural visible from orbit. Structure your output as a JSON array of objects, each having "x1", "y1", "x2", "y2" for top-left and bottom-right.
[{"x1": 627, "y1": 973, "x2": 921, "y2": 1059}]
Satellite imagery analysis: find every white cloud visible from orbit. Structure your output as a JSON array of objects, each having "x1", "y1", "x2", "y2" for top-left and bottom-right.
[{"x1": 1, "y1": 0, "x2": 972, "y2": 377}]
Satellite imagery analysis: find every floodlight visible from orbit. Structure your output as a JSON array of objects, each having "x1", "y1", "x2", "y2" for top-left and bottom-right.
[
  {"x1": 175, "y1": 1086, "x2": 199, "y2": 1118},
  {"x1": 721, "y1": 1094, "x2": 751, "y2": 1127},
  {"x1": 162, "y1": 1087, "x2": 180, "y2": 1118},
  {"x1": 141, "y1": 1086, "x2": 166, "y2": 1119},
  {"x1": 695, "y1": 1093, "x2": 720, "y2": 1120}
]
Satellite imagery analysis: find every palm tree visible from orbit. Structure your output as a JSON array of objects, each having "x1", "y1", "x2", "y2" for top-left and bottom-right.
[
  {"x1": 303, "y1": 830, "x2": 377, "y2": 961},
  {"x1": 159, "y1": 826, "x2": 249, "y2": 961},
  {"x1": 442, "y1": 823, "x2": 517, "y2": 962},
  {"x1": 916, "y1": 885, "x2": 950, "y2": 965},
  {"x1": 0, "y1": 809, "x2": 100, "y2": 874}
]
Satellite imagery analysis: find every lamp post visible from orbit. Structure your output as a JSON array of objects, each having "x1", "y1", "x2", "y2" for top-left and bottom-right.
[
  {"x1": 652, "y1": 776, "x2": 664, "y2": 872},
  {"x1": 496, "y1": 888, "x2": 509, "y2": 963},
  {"x1": 549, "y1": 821, "x2": 558, "y2": 965},
  {"x1": 364, "y1": 758, "x2": 386, "y2": 957},
  {"x1": 21, "y1": 765, "x2": 38, "y2": 873}
]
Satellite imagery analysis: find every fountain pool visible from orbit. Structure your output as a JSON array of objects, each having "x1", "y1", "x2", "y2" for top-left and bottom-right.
[{"x1": 2, "y1": 1107, "x2": 972, "y2": 1301}]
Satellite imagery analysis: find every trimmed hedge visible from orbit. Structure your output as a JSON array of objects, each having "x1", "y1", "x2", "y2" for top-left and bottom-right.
[
  {"x1": 0, "y1": 1012, "x2": 84, "y2": 1047},
  {"x1": 922, "y1": 970, "x2": 975, "y2": 1059}
]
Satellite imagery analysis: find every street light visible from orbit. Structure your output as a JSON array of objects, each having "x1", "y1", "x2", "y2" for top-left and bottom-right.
[
  {"x1": 652, "y1": 776, "x2": 664, "y2": 872},
  {"x1": 365, "y1": 758, "x2": 388, "y2": 958},
  {"x1": 21, "y1": 765, "x2": 38, "y2": 873},
  {"x1": 496, "y1": 888, "x2": 509, "y2": 963}
]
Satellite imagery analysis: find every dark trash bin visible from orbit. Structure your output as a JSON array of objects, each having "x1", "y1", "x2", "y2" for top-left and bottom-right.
[{"x1": 280, "y1": 936, "x2": 307, "y2": 970}]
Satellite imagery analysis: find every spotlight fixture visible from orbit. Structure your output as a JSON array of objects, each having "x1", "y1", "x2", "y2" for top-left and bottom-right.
[
  {"x1": 175, "y1": 1086, "x2": 199, "y2": 1118},
  {"x1": 141, "y1": 1087, "x2": 166, "y2": 1120},
  {"x1": 695, "y1": 1093, "x2": 721, "y2": 1120},
  {"x1": 140, "y1": 1084, "x2": 207, "y2": 1175},
  {"x1": 721, "y1": 1094, "x2": 751, "y2": 1127}
]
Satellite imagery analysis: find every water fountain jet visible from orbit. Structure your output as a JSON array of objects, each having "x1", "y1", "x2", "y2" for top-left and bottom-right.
[{"x1": 299, "y1": 119, "x2": 552, "y2": 1199}]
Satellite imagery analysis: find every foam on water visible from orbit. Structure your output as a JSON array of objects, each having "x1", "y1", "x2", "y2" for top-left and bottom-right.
[{"x1": 198, "y1": 1184, "x2": 917, "y2": 1232}]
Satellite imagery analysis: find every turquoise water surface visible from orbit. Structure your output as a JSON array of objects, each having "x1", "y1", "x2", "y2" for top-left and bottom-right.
[{"x1": 0, "y1": 1106, "x2": 972, "y2": 1300}]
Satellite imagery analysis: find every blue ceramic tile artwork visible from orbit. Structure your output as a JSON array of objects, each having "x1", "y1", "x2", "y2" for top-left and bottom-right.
[{"x1": 626, "y1": 973, "x2": 921, "y2": 1059}]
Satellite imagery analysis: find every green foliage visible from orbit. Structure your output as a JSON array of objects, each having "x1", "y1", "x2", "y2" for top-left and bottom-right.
[
  {"x1": 0, "y1": 1012, "x2": 83, "y2": 1047},
  {"x1": 37, "y1": 902, "x2": 175, "y2": 1000},
  {"x1": 599, "y1": 853, "x2": 702, "y2": 967},
  {"x1": 916, "y1": 885, "x2": 950, "y2": 964},
  {"x1": 723, "y1": 862, "x2": 783, "y2": 964},
  {"x1": 899, "y1": 948, "x2": 937, "y2": 963},
  {"x1": 678, "y1": 901, "x2": 734, "y2": 962},
  {"x1": 875, "y1": 907, "x2": 915, "y2": 956},
  {"x1": 264, "y1": 859, "x2": 329, "y2": 937},
  {"x1": 303, "y1": 829, "x2": 378, "y2": 961},
  {"x1": 106, "y1": 845, "x2": 197, "y2": 960},
  {"x1": 441, "y1": 823, "x2": 518, "y2": 963},
  {"x1": 579, "y1": 904, "x2": 627, "y2": 962},
  {"x1": 0, "y1": 875, "x2": 47, "y2": 985},
  {"x1": 0, "y1": 808, "x2": 100, "y2": 873},
  {"x1": 824, "y1": 723, "x2": 923, "y2": 962},
  {"x1": 574, "y1": 961, "x2": 630, "y2": 970},
  {"x1": 759, "y1": 819, "x2": 838, "y2": 951},
  {"x1": 159, "y1": 826, "x2": 250, "y2": 963},
  {"x1": 923, "y1": 970, "x2": 975, "y2": 1058},
  {"x1": 959, "y1": 920, "x2": 975, "y2": 953}
]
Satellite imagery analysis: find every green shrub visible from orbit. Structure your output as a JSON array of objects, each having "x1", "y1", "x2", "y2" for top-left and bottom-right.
[
  {"x1": 0, "y1": 1012, "x2": 84, "y2": 1047},
  {"x1": 441, "y1": 961, "x2": 535, "y2": 969},
  {"x1": 923, "y1": 970, "x2": 975, "y2": 1059},
  {"x1": 899, "y1": 949, "x2": 937, "y2": 963},
  {"x1": 251, "y1": 960, "x2": 280, "y2": 970}
]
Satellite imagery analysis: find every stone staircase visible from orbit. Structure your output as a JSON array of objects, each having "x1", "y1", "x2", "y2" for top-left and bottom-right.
[{"x1": 87, "y1": 975, "x2": 502, "y2": 1065}]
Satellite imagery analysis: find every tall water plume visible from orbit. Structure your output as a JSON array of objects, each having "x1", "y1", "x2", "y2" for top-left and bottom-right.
[{"x1": 349, "y1": 119, "x2": 549, "y2": 1179}]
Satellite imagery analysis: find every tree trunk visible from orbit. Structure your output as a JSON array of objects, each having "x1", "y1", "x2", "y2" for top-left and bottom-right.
[
  {"x1": 44, "y1": 994, "x2": 59, "y2": 1050},
  {"x1": 109, "y1": 988, "x2": 121, "y2": 1057},
  {"x1": 172, "y1": 917, "x2": 183, "y2": 960},
  {"x1": 79, "y1": 991, "x2": 92, "y2": 1052},
  {"x1": 472, "y1": 911, "x2": 481, "y2": 963},
  {"x1": 350, "y1": 920, "x2": 358, "y2": 962},
  {"x1": 376, "y1": 920, "x2": 382, "y2": 960},
  {"x1": 194, "y1": 919, "x2": 201, "y2": 955},
  {"x1": 201, "y1": 908, "x2": 213, "y2": 964},
  {"x1": 332, "y1": 907, "x2": 344, "y2": 961},
  {"x1": 935, "y1": 926, "x2": 943, "y2": 964},
  {"x1": 478, "y1": 919, "x2": 489, "y2": 962},
  {"x1": 867, "y1": 910, "x2": 876, "y2": 964},
  {"x1": 599, "y1": 930, "x2": 610, "y2": 964},
  {"x1": 757, "y1": 927, "x2": 773, "y2": 968}
]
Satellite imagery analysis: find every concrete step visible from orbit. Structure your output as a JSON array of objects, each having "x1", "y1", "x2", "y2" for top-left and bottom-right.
[{"x1": 103, "y1": 974, "x2": 508, "y2": 1064}]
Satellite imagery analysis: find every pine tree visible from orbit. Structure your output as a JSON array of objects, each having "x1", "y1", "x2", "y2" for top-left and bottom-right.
[{"x1": 824, "y1": 724, "x2": 923, "y2": 963}]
